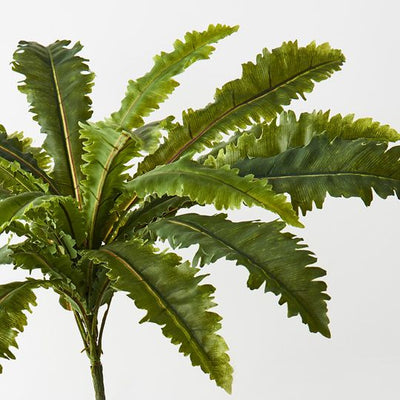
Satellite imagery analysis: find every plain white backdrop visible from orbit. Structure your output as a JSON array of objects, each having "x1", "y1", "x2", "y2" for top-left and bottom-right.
[{"x1": 0, "y1": 0, "x2": 400, "y2": 399}]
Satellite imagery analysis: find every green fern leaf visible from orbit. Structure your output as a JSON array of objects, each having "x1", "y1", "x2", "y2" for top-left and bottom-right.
[
  {"x1": 128, "y1": 158, "x2": 301, "y2": 227},
  {"x1": 89, "y1": 240, "x2": 233, "y2": 392},
  {"x1": 138, "y1": 41, "x2": 345, "y2": 174},
  {"x1": 235, "y1": 135, "x2": 400, "y2": 214},
  {"x1": 0, "y1": 126, "x2": 56, "y2": 191},
  {"x1": 205, "y1": 110, "x2": 400, "y2": 168},
  {"x1": 111, "y1": 24, "x2": 238, "y2": 130},
  {"x1": 0, "y1": 279, "x2": 47, "y2": 373},
  {"x1": 80, "y1": 121, "x2": 142, "y2": 247},
  {"x1": 150, "y1": 213, "x2": 329, "y2": 336},
  {"x1": 13, "y1": 40, "x2": 94, "y2": 201}
]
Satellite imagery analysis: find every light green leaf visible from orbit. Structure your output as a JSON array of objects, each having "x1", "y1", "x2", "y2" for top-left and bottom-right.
[
  {"x1": 130, "y1": 117, "x2": 176, "y2": 154},
  {"x1": 111, "y1": 24, "x2": 239, "y2": 131},
  {"x1": 204, "y1": 110, "x2": 400, "y2": 168},
  {"x1": 89, "y1": 240, "x2": 233, "y2": 392},
  {"x1": 0, "y1": 244, "x2": 12, "y2": 265},
  {"x1": 128, "y1": 158, "x2": 301, "y2": 227},
  {"x1": 138, "y1": 41, "x2": 345, "y2": 174},
  {"x1": 80, "y1": 121, "x2": 141, "y2": 247}
]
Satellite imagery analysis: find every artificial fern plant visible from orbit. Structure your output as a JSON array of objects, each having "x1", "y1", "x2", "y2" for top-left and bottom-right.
[{"x1": 1, "y1": 24, "x2": 399, "y2": 399}]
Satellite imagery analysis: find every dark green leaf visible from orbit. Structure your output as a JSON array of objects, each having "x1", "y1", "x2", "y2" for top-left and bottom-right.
[
  {"x1": 89, "y1": 240, "x2": 233, "y2": 392},
  {"x1": 13, "y1": 40, "x2": 94, "y2": 200},
  {"x1": 235, "y1": 135, "x2": 400, "y2": 214},
  {"x1": 150, "y1": 213, "x2": 330, "y2": 337},
  {"x1": 116, "y1": 195, "x2": 193, "y2": 240}
]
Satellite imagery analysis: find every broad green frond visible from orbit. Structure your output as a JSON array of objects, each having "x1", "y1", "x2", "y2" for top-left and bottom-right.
[
  {"x1": 235, "y1": 135, "x2": 400, "y2": 214},
  {"x1": 150, "y1": 213, "x2": 329, "y2": 337},
  {"x1": 110, "y1": 24, "x2": 239, "y2": 131},
  {"x1": 80, "y1": 121, "x2": 141, "y2": 247},
  {"x1": 128, "y1": 158, "x2": 301, "y2": 227},
  {"x1": 0, "y1": 279, "x2": 46, "y2": 373},
  {"x1": 0, "y1": 126, "x2": 56, "y2": 191},
  {"x1": 13, "y1": 40, "x2": 94, "y2": 201},
  {"x1": 138, "y1": 41, "x2": 345, "y2": 174},
  {"x1": 204, "y1": 111, "x2": 400, "y2": 168},
  {"x1": 89, "y1": 240, "x2": 233, "y2": 392}
]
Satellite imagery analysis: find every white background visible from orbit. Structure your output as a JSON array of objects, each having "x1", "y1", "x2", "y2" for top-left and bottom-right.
[{"x1": 1, "y1": 0, "x2": 400, "y2": 399}]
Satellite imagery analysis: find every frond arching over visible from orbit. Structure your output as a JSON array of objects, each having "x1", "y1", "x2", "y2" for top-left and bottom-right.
[
  {"x1": 150, "y1": 213, "x2": 330, "y2": 337},
  {"x1": 13, "y1": 40, "x2": 94, "y2": 201},
  {"x1": 138, "y1": 41, "x2": 345, "y2": 174},
  {"x1": 89, "y1": 240, "x2": 233, "y2": 392},
  {"x1": 127, "y1": 158, "x2": 301, "y2": 227},
  {"x1": 235, "y1": 135, "x2": 400, "y2": 214}
]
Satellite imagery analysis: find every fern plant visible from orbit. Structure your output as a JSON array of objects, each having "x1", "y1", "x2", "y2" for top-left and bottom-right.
[{"x1": 1, "y1": 24, "x2": 399, "y2": 399}]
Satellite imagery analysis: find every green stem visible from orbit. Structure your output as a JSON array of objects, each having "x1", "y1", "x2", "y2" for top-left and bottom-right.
[
  {"x1": 90, "y1": 350, "x2": 106, "y2": 400},
  {"x1": 72, "y1": 307, "x2": 107, "y2": 399}
]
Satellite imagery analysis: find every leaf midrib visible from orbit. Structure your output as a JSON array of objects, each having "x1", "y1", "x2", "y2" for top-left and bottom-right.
[
  {"x1": 47, "y1": 48, "x2": 82, "y2": 206},
  {"x1": 101, "y1": 247, "x2": 214, "y2": 374},
  {"x1": 264, "y1": 171, "x2": 400, "y2": 182}
]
